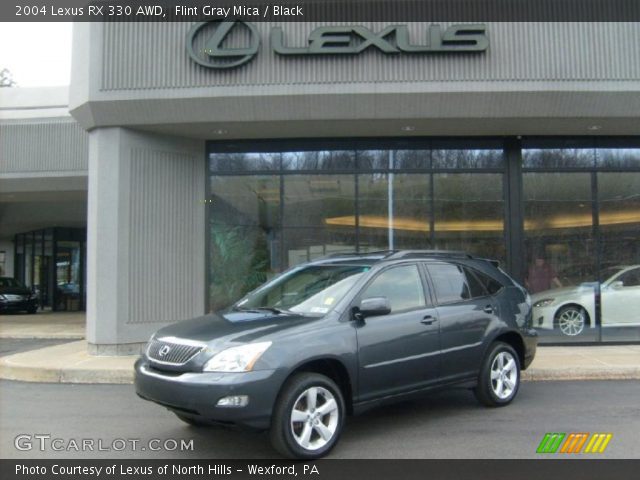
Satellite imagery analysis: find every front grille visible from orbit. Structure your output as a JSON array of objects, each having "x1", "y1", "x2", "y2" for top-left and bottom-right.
[{"x1": 146, "y1": 337, "x2": 205, "y2": 365}]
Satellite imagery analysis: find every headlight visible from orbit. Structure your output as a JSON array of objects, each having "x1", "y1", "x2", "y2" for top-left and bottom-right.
[
  {"x1": 203, "y1": 342, "x2": 272, "y2": 373},
  {"x1": 533, "y1": 298, "x2": 555, "y2": 308},
  {"x1": 0, "y1": 294, "x2": 6, "y2": 301}
]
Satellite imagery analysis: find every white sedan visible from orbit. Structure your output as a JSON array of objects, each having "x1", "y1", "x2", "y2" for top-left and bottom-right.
[{"x1": 531, "y1": 265, "x2": 640, "y2": 336}]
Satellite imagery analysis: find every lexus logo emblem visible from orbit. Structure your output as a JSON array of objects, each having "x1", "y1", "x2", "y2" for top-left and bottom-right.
[
  {"x1": 158, "y1": 345, "x2": 171, "y2": 357},
  {"x1": 186, "y1": 21, "x2": 260, "y2": 69}
]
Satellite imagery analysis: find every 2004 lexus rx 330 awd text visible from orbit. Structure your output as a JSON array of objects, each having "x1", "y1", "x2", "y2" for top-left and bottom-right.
[{"x1": 135, "y1": 250, "x2": 538, "y2": 458}]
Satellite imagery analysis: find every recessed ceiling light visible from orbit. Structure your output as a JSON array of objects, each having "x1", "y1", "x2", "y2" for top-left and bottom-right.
[
  {"x1": 400, "y1": 125, "x2": 416, "y2": 132},
  {"x1": 213, "y1": 129, "x2": 228, "y2": 135},
  {"x1": 587, "y1": 125, "x2": 602, "y2": 131}
]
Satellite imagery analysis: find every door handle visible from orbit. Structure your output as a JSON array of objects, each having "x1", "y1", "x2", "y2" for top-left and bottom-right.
[
  {"x1": 483, "y1": 305, "x2": 494, "y2": 314},
  {"x1": 421, "y1": 315, "x2": 438, "y2": 325}
]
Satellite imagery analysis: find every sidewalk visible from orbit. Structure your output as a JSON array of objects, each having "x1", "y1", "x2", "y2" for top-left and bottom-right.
[
  {"x1": 0, "y1": 311, "x2": 85, "y2": 339},
  {"x1": 0, "y1": 340, "x2": 638, "y2": 384}
]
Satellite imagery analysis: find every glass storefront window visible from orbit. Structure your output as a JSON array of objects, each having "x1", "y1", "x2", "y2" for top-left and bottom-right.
[
  {"x1": 393, "y1": 150, "x2": 431, "y2": 170},
  {"x1": 55, "y1": 240, "x2": 82, "y2": 311},
  {"x1": 283, "y1": 174, "x2": 356, "y2": 268},
  {"x1": 282, "y1": 151, "x2": 355, "y2": 171},
  {"x1": 598, "y1": 172, "x2": 640, "y2": 341},
  {"x1": 339, "y1": 172, "x2": 434, "y2": 252},
  {"x1": 596, "y1": 148, "x2": 640, "y2": 168},
  {"x1": 432, "y1": 148, "x2": 504, "y2": 169},
  {"x1": 388, "y1": 174, "x2": 432, "y2": 250},
  {"x1": 209, "y1": 152, "x2": 281, "y2": 172},
  {"x1": 524, "y1": 172, "x2": 597, "y2": 342},
  {"x1": 10, "y1": 228, "x2": 86, "y2": 312},
  {"x1": 209, "y1": 176, "x2": 281, "y2": 311},
  {"x1": 208, "y1": 139, "x2": 640, "y2": 344},
  {"x1": 357, "y1": 172, "x2": 391, "y2": 251},
  {"x1": 523, "y1": 148, "x2": 595, "y2": 169},
  {"x1": 433, "y1": 173, "x2": 505, "y2": 262}
]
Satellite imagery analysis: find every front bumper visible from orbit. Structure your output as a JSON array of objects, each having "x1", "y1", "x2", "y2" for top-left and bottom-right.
[
  {"x1": 0, "y1": 298, "x2": 37, "y2": 312},
  {"x1": 532, "y1": 305, "x2": 556, "y2": 330},
  {"x1": 134, "y1": 358, "x2": 284, "y2": 431}
]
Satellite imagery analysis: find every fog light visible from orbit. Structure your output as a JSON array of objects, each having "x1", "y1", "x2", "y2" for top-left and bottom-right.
[{"x1": 216, "y1": 395, "x2": 249, "y2": 408}]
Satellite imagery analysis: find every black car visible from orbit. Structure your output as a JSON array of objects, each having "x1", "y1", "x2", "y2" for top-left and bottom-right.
[
  {"x1": 135, "y1": 250, "x2": 537, "y2": 459},
  {"x1": 0, "y1": 277, "x2": 38, "y2": 314}
]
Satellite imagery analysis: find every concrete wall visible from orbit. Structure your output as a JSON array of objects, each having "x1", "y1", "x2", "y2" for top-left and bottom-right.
[
  {"x1": 1, "y1": 87, "x2": 88, "y2": 177},
  {"x1": 0, "y1": 87, "x2": 89, "y2": 238},
  {"x1": 86, "y1": 128, "x2": 205, "y2": 354},
  {"x1": 0, "y1": 119, "x2": 88, "y2": 174},
  {"x1": 98, "y1": 22, "x2": 640, "y2": 90}
]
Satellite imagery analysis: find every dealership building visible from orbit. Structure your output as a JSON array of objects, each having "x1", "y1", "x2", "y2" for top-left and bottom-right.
[{"x1": 1, "y1": 20, "x2": 639, "y2": 353}]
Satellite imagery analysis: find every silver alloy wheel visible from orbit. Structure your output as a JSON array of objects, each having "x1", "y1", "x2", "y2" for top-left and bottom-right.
[
  {"x1": 490, "y1": 351, "x2": 518, "y2": 400},
  {"x1": 290, "y1": 386, "x2": 339, "y2": 451},
  {"x1": 558, "y1": 308, "x2": 586, "y2": 336}
]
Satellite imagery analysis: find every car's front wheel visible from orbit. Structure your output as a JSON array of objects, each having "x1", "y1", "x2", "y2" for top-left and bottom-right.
[
  {"x1": 474, "y1": 342, "x2": 521, "y2": 407},
  {"x1": 270, "y1": 373, "x2": 345, "y2": 459},
  {"x1": 555, "y1": 306, "x2": 588, "y2": 336}
]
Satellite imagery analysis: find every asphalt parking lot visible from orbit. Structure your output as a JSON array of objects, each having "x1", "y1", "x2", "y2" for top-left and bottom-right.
[{"x1": 1, "y1": 379, "x2": 638, "y2": 459}]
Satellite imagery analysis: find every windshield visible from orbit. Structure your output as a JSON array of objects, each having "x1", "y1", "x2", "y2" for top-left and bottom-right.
[
  {"x1": 601, "y1": 266, "x2": 627, "y2": 282},
  {"x1": 0, "y1": 277, "x2": 24, "y2": 288},
  {"x1": 235, "y1": 264, "x2": 370, "y2": 316}
]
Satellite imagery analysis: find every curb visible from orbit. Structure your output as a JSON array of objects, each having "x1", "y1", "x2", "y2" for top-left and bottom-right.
[
  {"x1": 522, "y1": 368, "x2": 640, "y2": 382},
  {"x1": 0, "y1": 362, "x2": 134, "y2": 384},
  {"x1": 0, "y1": 340, "x2": 136, "y2": 384},
  {"x1": 0, "y1": 334, "x2": 85, "y2": 340}
]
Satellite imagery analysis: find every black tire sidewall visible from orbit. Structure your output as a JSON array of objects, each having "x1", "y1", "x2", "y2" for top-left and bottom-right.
[{"x1": 272, "y1": 373, "x2": 345, "y2": 459}]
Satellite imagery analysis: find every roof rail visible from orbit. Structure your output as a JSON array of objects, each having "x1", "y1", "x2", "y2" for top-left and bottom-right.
[
  {"x1": 386, "y1": 250, "x2": 473, "y2": 260},
  {"x1": 325, "y1": 250, "x2": 396, "y2": 259}
]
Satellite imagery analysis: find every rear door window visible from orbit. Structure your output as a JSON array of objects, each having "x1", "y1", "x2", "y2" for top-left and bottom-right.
[
  {"x1": 463, "y1": 267, "x2": 488, "y2": 298},
  {"x1": 427, "y1": 263, "x2": 471, "y2": 304},
  {"x1": 470, "y1": 268, "x2": 504, "y2": 295}
]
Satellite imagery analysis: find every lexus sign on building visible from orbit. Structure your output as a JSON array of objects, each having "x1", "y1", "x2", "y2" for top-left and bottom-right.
[{"x1": 186, "y1": 21, "x2": 490, "y2": 68}]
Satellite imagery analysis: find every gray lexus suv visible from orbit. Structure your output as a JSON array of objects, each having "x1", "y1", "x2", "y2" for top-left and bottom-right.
[{"x1": 135, "y1": 250, "x2": 537, "y2": 458}]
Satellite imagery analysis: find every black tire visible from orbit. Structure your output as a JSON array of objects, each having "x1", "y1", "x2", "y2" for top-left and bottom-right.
[
  {"x1": 270, "y1": 373, "x2": 345, "y2": 459},
  {"x1": 27, "y1": 307, "x2": 37, "y2": 314},
  {"x1": 554, "y1": 305, "x2": 589, "y2": 337},
  {"x1": 174, "y1": 413, "x2": 208, "y2": 427},
  {"x1": 474, "y1": 342, "x2": 521, "y2": 408}
]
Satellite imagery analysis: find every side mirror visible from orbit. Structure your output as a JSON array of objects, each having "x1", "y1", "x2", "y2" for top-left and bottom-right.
[
  {"x1": 610, "y1": 280, "x2": 624, "y2": 290},
  {"x1": 353, "y1": 297, "x2": 391, "y2": 320}
]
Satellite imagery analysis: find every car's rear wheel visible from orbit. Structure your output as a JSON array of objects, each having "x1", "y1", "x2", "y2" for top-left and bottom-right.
[
  {"x1": 270, "y1": 373, "x2": 345, "y2": 459},
  {"x1": 555, "y1": 306, "x2": 588, "y2": 336},
  {"x1": 474, "y1": 342, "x2": 521, "y2": 407}
]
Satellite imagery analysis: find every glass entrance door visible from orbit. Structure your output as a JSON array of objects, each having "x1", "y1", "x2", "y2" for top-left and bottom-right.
[{"x1": 55, "y1": 240, "x2": 82, "y2": 311}]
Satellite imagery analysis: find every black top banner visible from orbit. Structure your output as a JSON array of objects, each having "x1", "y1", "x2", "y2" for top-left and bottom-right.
[{"x1": 3, "y1": 0, "x2": 640, "y2": 22}]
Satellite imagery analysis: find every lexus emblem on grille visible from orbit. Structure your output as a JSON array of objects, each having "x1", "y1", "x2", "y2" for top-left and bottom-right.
[{"x1": 158, "y1": 345, "x2": 171, "y2": 357}]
